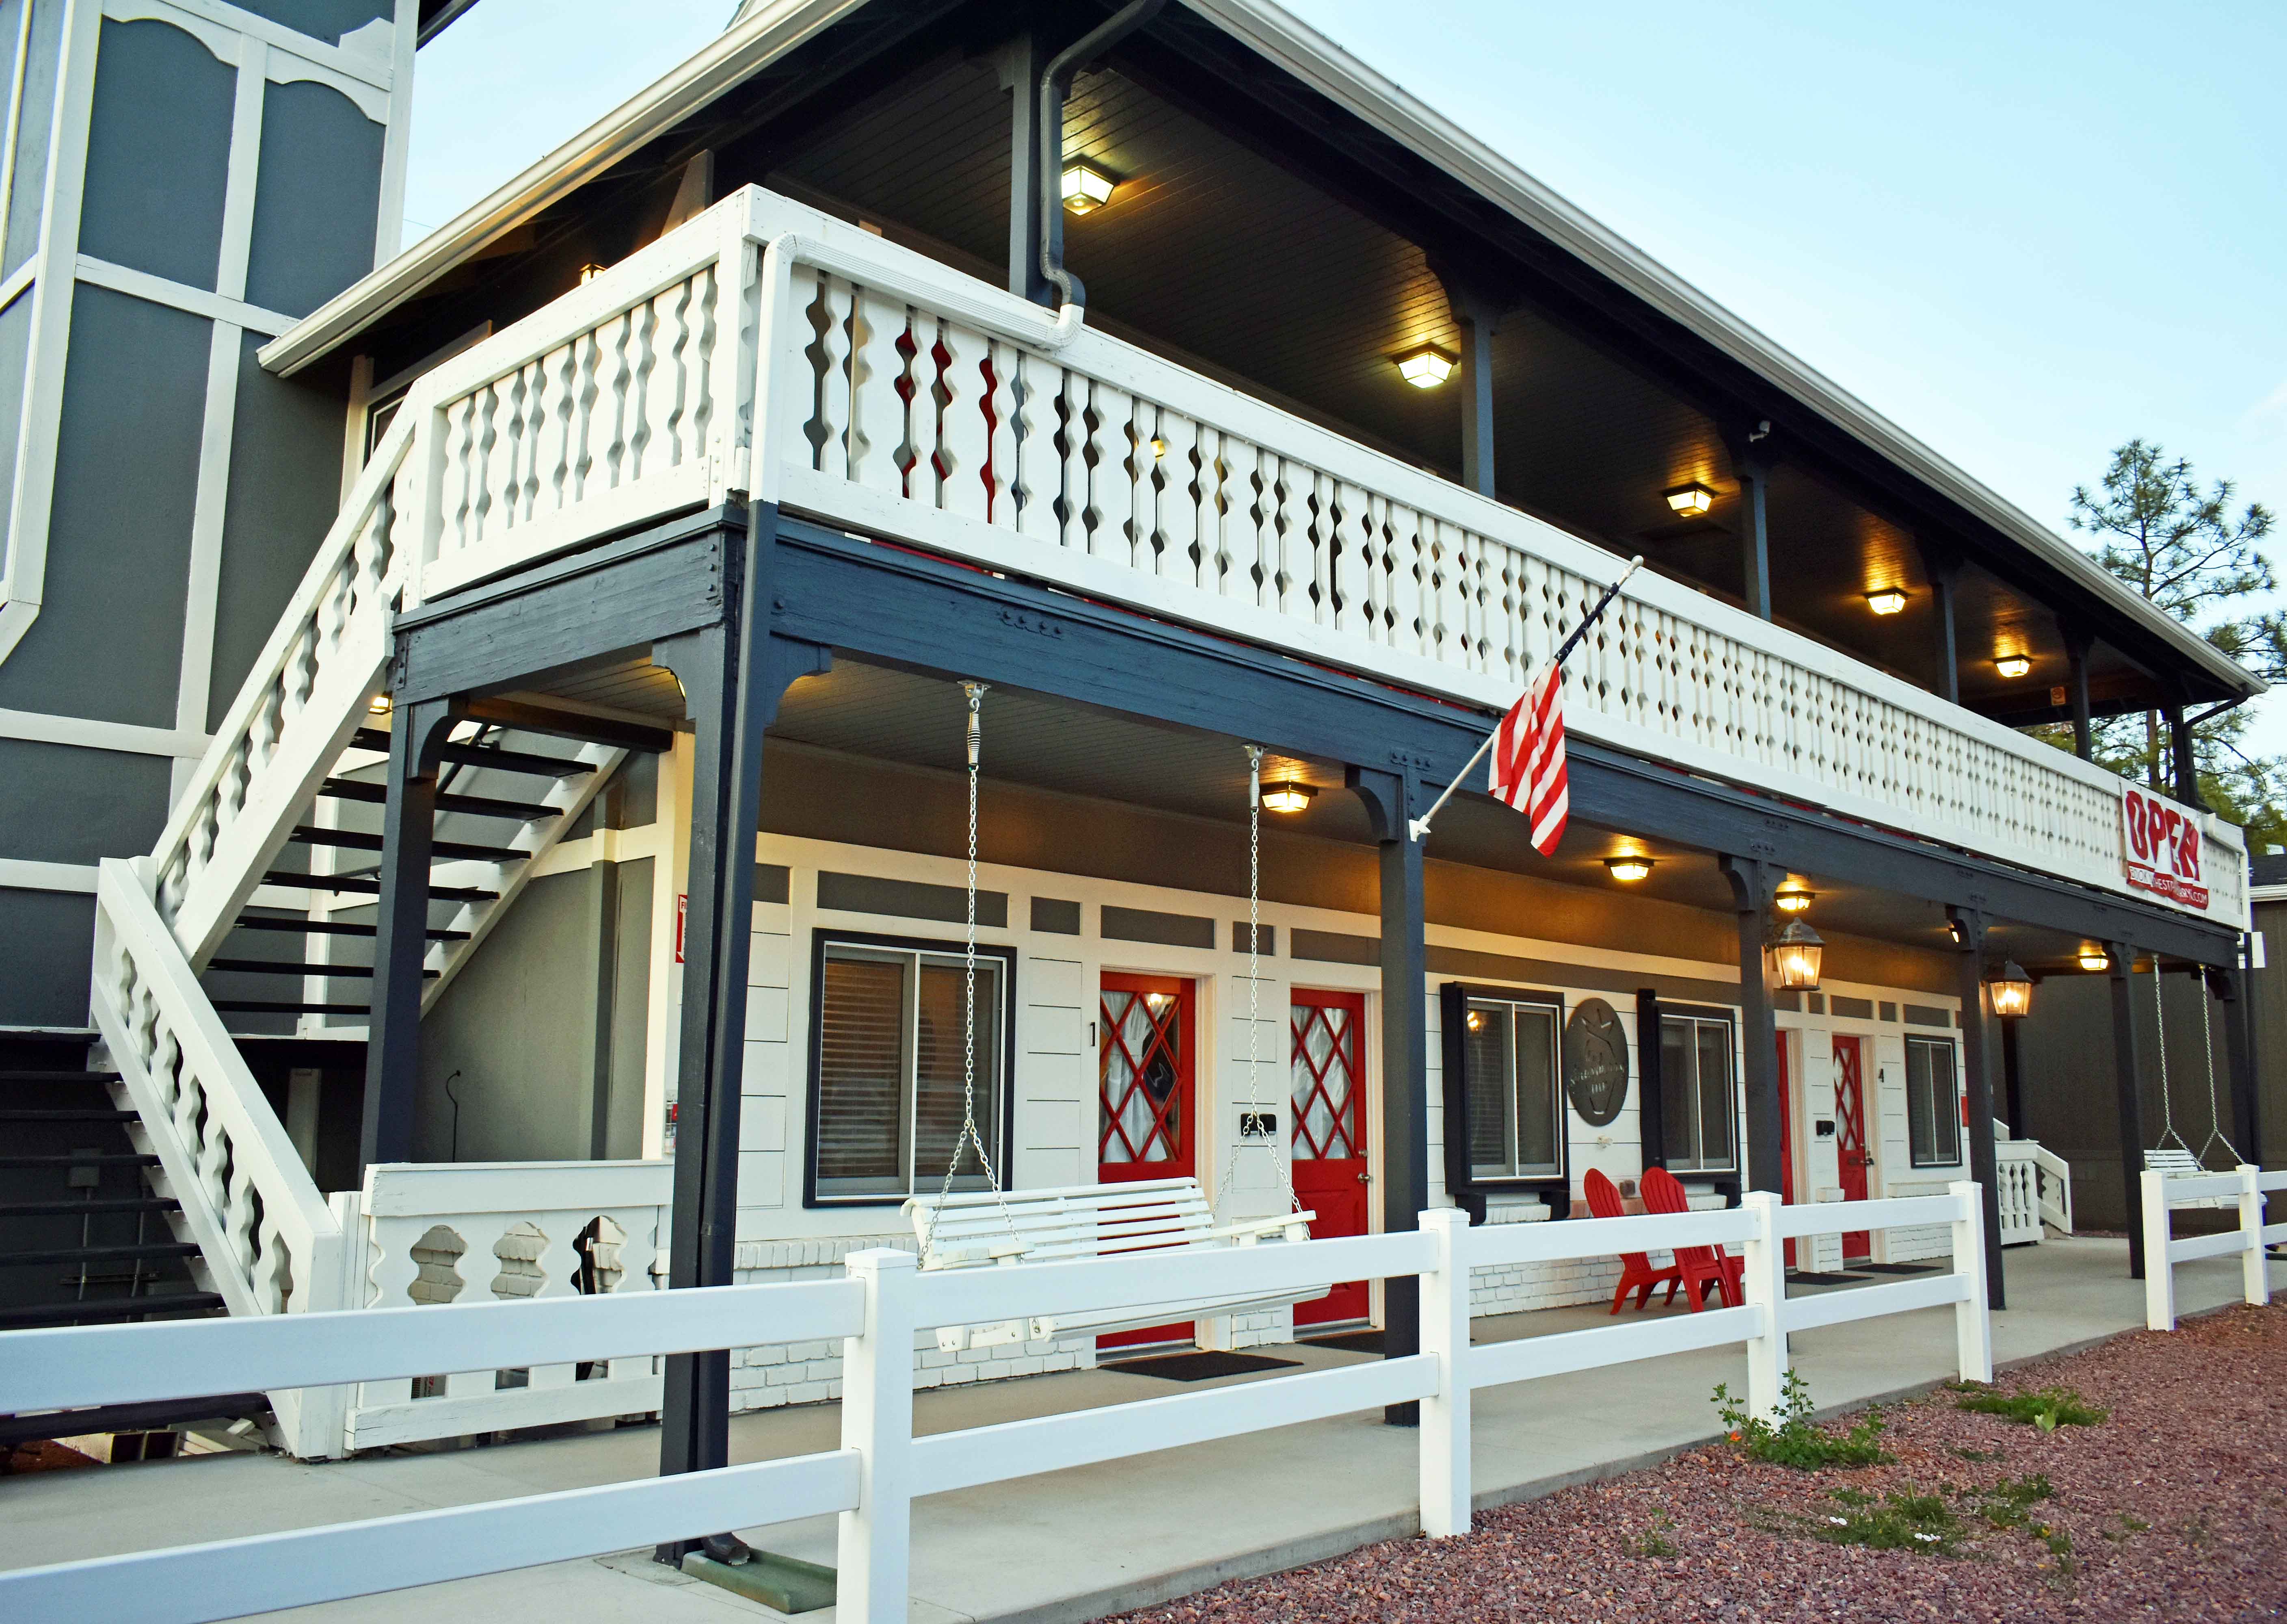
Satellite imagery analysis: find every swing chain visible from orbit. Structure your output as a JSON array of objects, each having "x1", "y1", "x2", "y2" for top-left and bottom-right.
[
  {"x1": 921, "y1": 682, "x2": 1019, "y2": 1261},
  {"x1": 2195, "y1": 967, "x2": 2244, "y2": 1166},
  {"x1": 1218, "y1": 746, "x2": 1301, "y2": 1217},
  {"x1": 2151, "y1": 959, "x2": 2190, "y2": 1158}
]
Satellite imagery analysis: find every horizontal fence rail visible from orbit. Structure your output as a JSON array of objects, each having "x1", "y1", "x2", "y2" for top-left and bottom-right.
[
  {"x1": 0, "y1": 1187, "x2": 1989, "y2": 1624},
  {"x1": 2140, "y1": 1165, "x2": 2283, "y2": 1330}
]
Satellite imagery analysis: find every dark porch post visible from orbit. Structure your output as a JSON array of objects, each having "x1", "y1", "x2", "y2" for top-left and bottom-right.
[
  {"x1": 1002, "y1": 32, "x2": 1053, "y2": 307},
  {"x1": 652, "y1": 501, "x2": 829, "y2": 1561},
  {"x1": 2166, "y1": 702, "x2": 2205, "y2": 809},
  {"x1": 1349, "y1": 766, "x2": 1428, "y2": 1426},
  {"x1": 2108, "y1": 942, "x2": 2146, "y2": 1278},
  {"x1": 2063, "y1": 625, "x2": 2095, "y2": 761},
  {"x1": 1724, "y1": 433, "x2": 1776, "y2": 623},
  {"x1": 1999, "y1": 1012, "x2": 2026, "y2": 1139},
  {"x1": 586, "y1": 856, "x2": 624, "y2": 1160},
  {"x1": 359, "y1": 697, "x2": 459, "y2": 1173},
  {"x1": 1919, "y1": 543, "x2": 1962, "y2": 706},
  {"x1": 1720, "y1": 857, "x2": 1783, "y2": 1194},
  {"x1": 2208, "y1": 964, "x2": 2259, "y2": 1163},
  {"x1": 1948, "y1": 907, "x2": 2007, "y2": 1309}
]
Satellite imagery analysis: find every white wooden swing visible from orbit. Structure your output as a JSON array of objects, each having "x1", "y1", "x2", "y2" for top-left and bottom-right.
[
  {"x1": 903, "y1": 697, "x2": 1318, "y2": 1353},
  {"x1": 2140, "y1": 959, "x2": 2242, "y2": 1207}
]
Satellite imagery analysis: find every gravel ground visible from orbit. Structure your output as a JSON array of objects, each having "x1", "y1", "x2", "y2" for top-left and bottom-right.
[{"x1": 1113, "y1": 1299, "x2": 2287, "y2": 1624}]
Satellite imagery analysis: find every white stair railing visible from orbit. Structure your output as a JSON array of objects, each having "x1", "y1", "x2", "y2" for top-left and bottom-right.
[
  {"x1": 153, "y1": 414, "x2": 414, "y2": 967},
  {"x1": 89, "y1": 858, "x2": 350, "y2": 1457},
  {"x1": 2028, "y1": 1142, "x2": 2074, "y2": 1234}
]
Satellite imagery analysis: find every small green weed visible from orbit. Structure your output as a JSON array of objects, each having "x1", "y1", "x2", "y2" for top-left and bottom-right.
[
  {"x1": 1809, "y1": 1485, "x2": 1961, "y2": 1553},
  {"x1": 1956, "y1": 1473, "x2": 2053, "y2": 1531},
  {"x1": 1952, "y1": 1445, "x2": 2005, "y2": 1463},
  {"x1": 1954, "y1": 1385, "x2": 2107, "y2": 1432},
  {"x1": 2101, "y1": 1513, "x2": 2149, "y2": 1544},
  {"x1": 1630, "y1": 1512, "x2": 1677, "y2": 1558},
  {"x1": 1713, "y1": 1371, "x2": 1892, "y2": 1470}
]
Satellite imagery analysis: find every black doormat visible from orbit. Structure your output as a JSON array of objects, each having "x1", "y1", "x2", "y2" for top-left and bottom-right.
[
  {"x1": 1103, "y1": 1350, "x2": 1302, "y2": 1382},
  {"x1": 1853, "y1": 1262, "x2": 1940, "y2": 1276},
  {"x1": 1301, "y1": 1329, "x2": 1383, "y2": 1355},
  {"x1": 1786, "y1": 1271, "x2": 1867, "y2": 1286}
]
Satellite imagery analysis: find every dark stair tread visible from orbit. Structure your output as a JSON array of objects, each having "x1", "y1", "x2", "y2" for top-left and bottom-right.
[
  {"x1": 0, "y1": 1108, "x2": 136, "y2": 1123},
  {"x1": 212, "y1": 1000, "x2": 371, "y2": 1017},
  {"x1": 319, "y1": 777, "x2": 559, "y2": 822},
  {"x1": 205, "y1": 959, "x2": 435, "y2": 980},
  {"x1": 290, "y1": 827, "x2": 527, "y2": 864},
  {"x1": 0, "y1": 1294, "x2": 225, "y2": 1327},
  {"x1": 0, "y1": 1071, "x2": 123, "y2": 1084},
  {"x1": 260, "y1": 870, "x2": 499, "y2": 904},
  {"x1": 0, "y1": 1197, "x2": 179, "y2": 1218},
  {"x1": 351, "y1": 729, "x2": 595, "y2": 778},
  {"x1": 0, "y1": 1242, "x2": 204, "y2": 1267},
  {"x1": 234, "y1": 918, "x2": 469, "y2": 941},
  {"x1": 0, "y1": 1153, "x2": 160, "y2": 1168}
]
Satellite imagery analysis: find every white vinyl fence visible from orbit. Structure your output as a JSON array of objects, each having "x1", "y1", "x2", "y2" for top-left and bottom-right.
[
  {"x1": 0, "y1": 1187, "x2": 1988, "y2": 1624},
  {"x1": 2139, "y1": 1166, "x2": 2283, "y2": 1331}
]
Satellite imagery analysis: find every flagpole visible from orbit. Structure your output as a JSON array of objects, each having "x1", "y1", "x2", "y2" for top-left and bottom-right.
[{"x1": 1407, "y1": 555, "x2": 1644, "y2": 842}]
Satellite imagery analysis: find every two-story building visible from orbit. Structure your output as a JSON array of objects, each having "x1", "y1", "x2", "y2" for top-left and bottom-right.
[{"x1": 0, "y1": 0, "x2": 2262, "y2": 1479}]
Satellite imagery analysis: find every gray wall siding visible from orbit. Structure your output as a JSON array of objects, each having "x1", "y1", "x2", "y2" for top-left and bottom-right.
[
  {"x1": 231, "y1": 0, "x2": 390, "y2": 44},
  {"x1": 0, "y1": 886, "x2": 93, "y2": 1027},
  {"x1": 0, "y1": 737, "x2": 168, "y2": 862},
  {"x1": 0, "y1": 285, "x2": 210, "y2": 726},
  {"x1": 246, "y1": 78, "x2": 383, "y2": 319},
  {"x1": 209, "y1": 333, "x2": 357, "y2": 729},
  {"x1": 76, "y1": 18, "x2": 236, "y2": 292}
]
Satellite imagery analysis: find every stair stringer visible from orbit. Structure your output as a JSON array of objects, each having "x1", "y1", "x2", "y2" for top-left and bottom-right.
[{"x1": 419, "y1": 743, "x2": 631, "y2": 1012}]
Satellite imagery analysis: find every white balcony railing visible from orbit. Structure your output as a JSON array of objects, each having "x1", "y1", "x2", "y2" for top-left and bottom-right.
[{"x1": 392, "y1": 187, "x2": 2242, "y2": 926}]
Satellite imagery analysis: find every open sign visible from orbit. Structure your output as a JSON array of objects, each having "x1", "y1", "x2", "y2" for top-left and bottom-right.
[{"x1": 2120, "y1": 784, "x2": 2209, "y2": 911}]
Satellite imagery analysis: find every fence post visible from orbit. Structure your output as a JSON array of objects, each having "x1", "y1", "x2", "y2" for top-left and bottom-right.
[
  {"x1": 2140, "y1": 1170, "x2": 2174, "y2": 1332},
  {"x1": 2238, "y1": 1164, "x2": 2268, "y2": 1308},
  {"x1": 1417, "y1": 1208, "x2": 1471, "y2": 1537},
  {"x1": 838, "y1": 1248, "x2": 917, "y2": 1624},
  {"x1": 1739, "y1": 1192, "x2": 1786, "y2": 1421},
  {"x1": 1947, "y1": 1180, "x2": 1993, "y2": 1384}
]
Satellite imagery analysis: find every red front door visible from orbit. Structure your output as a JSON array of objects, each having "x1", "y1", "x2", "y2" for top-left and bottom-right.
[
  {"x1": 1290, "y1": 989, "x2": 1368, "y2": 1327},
  {"x1": 1098, "y1": 974, "x2": 1195, "y2": 1348},
  {"x1": 1833, "y1": 1036, "x2": 1871, "y2": 1259}
]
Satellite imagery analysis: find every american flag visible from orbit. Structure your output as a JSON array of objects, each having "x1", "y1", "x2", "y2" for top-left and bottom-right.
[{"x1": 1489, "y1": 662, "x2": 1567, "y2": 856}]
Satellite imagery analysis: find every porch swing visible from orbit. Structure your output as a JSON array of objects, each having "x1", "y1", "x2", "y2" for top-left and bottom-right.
[
  {"x1": 903, "y1": 704, "x2": 1319, "y2": 1352},
  {"x1": 2140, "y1": 957, "x2": 2242, "y2": 1208}
]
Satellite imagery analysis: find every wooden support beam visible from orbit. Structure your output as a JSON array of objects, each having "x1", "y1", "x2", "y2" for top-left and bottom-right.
[
  {"x1": 1349, "y1": 765, "x2": 1428, "y2": 1428},
  {"x1": 2062, "y1": 624, "x2": 2095, "y2": 762},
  {"x1": 1949, "y1": 907, "x2": 2007, "y2": 1310},
  {"x1": 2166, "y1": 702, "x2": 2205, "y2": 810},
  {"x1": 2108, "y1": 942, "x2": 2146, "y2": 1280},
  {"x1": 1721, "y1": 856, "x2": 1783, "y2": 1195}
]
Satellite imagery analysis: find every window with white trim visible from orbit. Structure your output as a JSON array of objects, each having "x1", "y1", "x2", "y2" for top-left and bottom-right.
[
  {"x1": 1658, "y1": 1012, "x2": 1738, "y2": 1173},
  {"x1": 1459, "y1": 994, "x2": 1562, "y2": 1179},
  {"x1": 1905, "y1": 1036, "x2": 1962, "y2": 1167},
  {"x1": 810, "y1": 937, "x2": 1009, "y2": 1203}
]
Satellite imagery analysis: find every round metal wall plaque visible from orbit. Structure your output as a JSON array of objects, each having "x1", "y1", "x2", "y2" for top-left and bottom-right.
[{"x1": 1563, "y1": 998, "x2": 1630, "y2": 1126}]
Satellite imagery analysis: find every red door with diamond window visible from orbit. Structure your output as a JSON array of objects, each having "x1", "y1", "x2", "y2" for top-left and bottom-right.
[
  {"x1": 1290, "y1": 989, "x2": 1368, "y2": 1326},
  {"x1": 1832, "y1": 1036, "x2": 1871, "y2": 1260},
  {"x1": 1098, "y1": 974, "x2": 1196, "y2": 1348}
]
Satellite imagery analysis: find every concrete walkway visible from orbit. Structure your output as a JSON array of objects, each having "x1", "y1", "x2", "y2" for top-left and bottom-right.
[{"x1": 1, "y1": 1239, "x2": 2260, "y2": 1624}]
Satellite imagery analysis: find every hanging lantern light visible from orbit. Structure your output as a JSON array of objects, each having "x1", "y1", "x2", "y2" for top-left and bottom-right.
[
  {"x1": 1766, "y1": 918, "x2": 1824, "y2": 991},
  {"x1": 1987, "y1": 959, "x2": 2033, "y2": 1019}
]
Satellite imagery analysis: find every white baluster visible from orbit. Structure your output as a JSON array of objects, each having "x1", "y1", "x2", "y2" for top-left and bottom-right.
[
  {"x1": 1085, "y1": 380, "x2": 1132, "y2": 559},
  {"x1": 1012, "y1": 347, "x2": 1062, "y2": 544},
  {"x1": 1155, "y1": 410, "x2": 1200, "y2": 582},
  {"x1": 936, "y1": 319, "x2": 991, "y2": 520},
  {"x1": 848, "y1": 290, "x2": 908, "y2": 497}
]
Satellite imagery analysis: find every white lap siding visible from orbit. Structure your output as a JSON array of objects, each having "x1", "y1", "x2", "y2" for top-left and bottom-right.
[{"x1": 676, "y1": 833, "x2": 1956, "y2": 1408}]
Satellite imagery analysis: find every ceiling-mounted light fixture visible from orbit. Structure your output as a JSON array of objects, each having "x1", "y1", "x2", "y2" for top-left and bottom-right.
[
  {"x1": 1260, "y1": 781, "x2": 1315, "y2": 814},
  {"x1": 1604, "y1": 855, "x2": 1654, "y2": 882},
  {"x1": 1767, "y1": 918, "x2": 1825, "y2": 991},
  {"x1": 1995, "y1": 654, "x2": 2032, "y2": 679},
  {"x1": 1394, "y1": 343, "x2": 1456, "y2": 389},
  {"x1": 1865, "y1": 588, "x2": 1909, "y2": 615},
  {"x1": 2079, "y1": 948, "x2": 2112, "y2": 972},
  {"x1": 1773, "y1": 886, "x2": 1815, "y2": 915},
  {"x1": 367, "y1": 693, "x2": 393, "y2": 715},
  {"x1": 1664, "y1": 482, "x2": 1716, "y2": 517},
  {"x1": 1987, "y1": 959, "x2": 2034, "y2": 1019},
  {"x1": 578, "y1": 262, "x2": 606, "y2": 283},
  {"x1": 1149, "y1": 436, "x2": 1168, "y2": 460},
  {"x1": 1061, "y1": 160, "x2": 1116, "y2": 215}
]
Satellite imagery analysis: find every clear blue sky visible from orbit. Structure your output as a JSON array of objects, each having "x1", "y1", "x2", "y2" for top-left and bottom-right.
[{"x1": 405, "y1": 0, "x2": 2287, "y2": 737}]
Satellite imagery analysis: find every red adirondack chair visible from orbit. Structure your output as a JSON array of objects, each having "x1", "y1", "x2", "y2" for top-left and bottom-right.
[
  {"x1": 1584, "y1": 1167, "x2": 1682, "y2": 1313},
  {"x1": 1641, "y1": 1166, "x2": 1744, "y2": 1311}
]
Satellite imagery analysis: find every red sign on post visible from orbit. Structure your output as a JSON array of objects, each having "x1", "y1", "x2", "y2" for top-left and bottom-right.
[
  {"x1": 2120, "y1": 784, "x2": 2210, "y2": 912},
  {"x1": 675, "y1": 892, "x2": 687, "y2": 963}
]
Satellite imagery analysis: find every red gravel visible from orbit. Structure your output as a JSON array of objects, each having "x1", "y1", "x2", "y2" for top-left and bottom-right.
[{"x1": 1112, "y1": 1300, "x2": 2287, "y2": 1624}]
